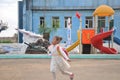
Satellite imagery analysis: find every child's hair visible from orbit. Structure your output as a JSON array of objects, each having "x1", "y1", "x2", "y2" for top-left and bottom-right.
[{"x1": 54, "y1": 36, "x2": 62, "y2": 43}]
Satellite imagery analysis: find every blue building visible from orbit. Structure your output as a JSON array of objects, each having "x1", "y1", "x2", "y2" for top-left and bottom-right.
[{"x1": 18, "y1": 0, "x2": 120, "y2": 43}]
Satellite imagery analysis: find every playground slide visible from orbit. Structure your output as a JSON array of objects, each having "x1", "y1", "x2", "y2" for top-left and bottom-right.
[
  {"x1": 91, "y1": 29, "x2": 117, "y2": 54},
  {"x1": 66, "y1": 40, "x2": 80, "y2": 52},
  {"x1": 66, "y1": 30, "x2": 80, "y2": 52}
]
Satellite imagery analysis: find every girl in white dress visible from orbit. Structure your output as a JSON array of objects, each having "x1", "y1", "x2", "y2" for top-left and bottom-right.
[{"x1": 48, "y1": 36, "x2": 74, "y2": 80}]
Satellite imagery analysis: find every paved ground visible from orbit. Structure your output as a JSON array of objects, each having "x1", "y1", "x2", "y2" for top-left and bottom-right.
[{"x1": 0, "y1": 59, "x2": 120, "y2": 80}]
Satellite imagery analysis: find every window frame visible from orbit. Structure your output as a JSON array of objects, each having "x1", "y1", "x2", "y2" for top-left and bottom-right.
[
  {"x1": 52, "y1": 17, "x2": 60, "y2": 28},
  {"x1": 40, "y1": 17, "x2": 45, "y2": 28},
  {"x1": 85, "y1": 16, "x2": 93, "y2": 28},
  {"x1": 98, "y1": 17, "x2": 106, "y2": 32},
  {"x1": 64, "y1": 17, "x2": 72, "y2": 28}
]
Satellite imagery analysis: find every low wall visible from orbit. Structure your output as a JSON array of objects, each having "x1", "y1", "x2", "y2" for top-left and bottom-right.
[{"x1": 0, "y1": 43, "x2": 27, "y2": 54}]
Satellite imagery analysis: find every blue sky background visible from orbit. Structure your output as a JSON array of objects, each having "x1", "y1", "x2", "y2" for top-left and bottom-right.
[{"x1": 0, "y1": 0, "x2": 21, "y2": 37}]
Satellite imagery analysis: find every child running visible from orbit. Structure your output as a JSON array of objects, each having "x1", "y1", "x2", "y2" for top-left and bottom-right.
[{"x1": 48, "y1": 36, "x2": 74, "y2": 80}]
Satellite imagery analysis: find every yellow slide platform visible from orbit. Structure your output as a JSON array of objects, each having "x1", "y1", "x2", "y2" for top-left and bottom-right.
[{"x1": 66, "y1": 30, "x2": 80, "y2": 52}]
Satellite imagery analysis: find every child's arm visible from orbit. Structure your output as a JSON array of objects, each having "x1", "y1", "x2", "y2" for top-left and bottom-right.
[{"x1": 59, "y1": 46, "x2": 70, "y2": 60}]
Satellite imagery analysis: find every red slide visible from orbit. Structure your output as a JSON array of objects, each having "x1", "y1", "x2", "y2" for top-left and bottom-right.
[{"x1": 91, "y1": 29, "x2": 117, "y2": 54}]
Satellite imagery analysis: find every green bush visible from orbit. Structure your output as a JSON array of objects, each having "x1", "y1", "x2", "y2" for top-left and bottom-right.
[{"x1": 0, "y1": 40, "x2": 12, "y2": 43}]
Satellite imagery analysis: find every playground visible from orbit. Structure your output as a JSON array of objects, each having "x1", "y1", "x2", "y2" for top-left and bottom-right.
[{"x1": 66, "y1": 5, "x2": 120, "y2": 54}]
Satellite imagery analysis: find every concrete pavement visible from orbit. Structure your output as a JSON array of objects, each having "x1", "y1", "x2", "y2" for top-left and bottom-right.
[{"x1": 0, "y1": 59, "x2": 120, "y2": 80}]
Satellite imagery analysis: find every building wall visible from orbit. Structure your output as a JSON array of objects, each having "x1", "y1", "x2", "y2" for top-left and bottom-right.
[
  {"x1": 31, "y1": 0, "x2": 120, "y2": 8},
  {"x1": 114, "y1": 10, "x2": 120, "y2": 38},
  {"x1": 21, "y1": 0, "x2": 120, "y2": 42},
  {"x1": 31, "y1": 10, "x2": 95, "y2": 42}
]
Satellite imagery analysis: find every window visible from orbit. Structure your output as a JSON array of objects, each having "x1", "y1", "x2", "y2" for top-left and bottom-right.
[
  {"x1": 52, "y1": 17, "x2": 59, "y2": 28},
  {"x1": 64, "y1": 17, "x2": 72, "y2": 28},
  {"x1": 85, "y1": 16, "x2": 93, "y2": 28},
  {"x1": 40, "y1": 17, "x2": 45, "y2": 27},
  {"x1": 98, "y1": 17, "x2": 105, "y2": 32},
  {"x1": 109, "y1": 19, "x2": 114, "y2": 30}
]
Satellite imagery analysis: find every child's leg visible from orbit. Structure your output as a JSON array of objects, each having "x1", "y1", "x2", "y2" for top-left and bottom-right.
[
  {"x1": 61, "y1": 70, "x2": 72, "y2": 75},
  {"x1": 52, "y1": 72, "x2": 56, "y2": 80},
  {"x1": 60, "y1": 70, "x2": 74, "y2": 80}
]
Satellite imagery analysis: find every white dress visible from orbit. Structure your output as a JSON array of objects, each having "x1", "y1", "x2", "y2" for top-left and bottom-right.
[{"x1": 48, "y1": 44, "x2": 71, "y2": 73}]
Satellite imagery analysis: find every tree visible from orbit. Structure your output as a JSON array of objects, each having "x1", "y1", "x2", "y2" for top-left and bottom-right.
[{"x1": 39, "y1": 23, "x2": 59, "y2": 41}]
